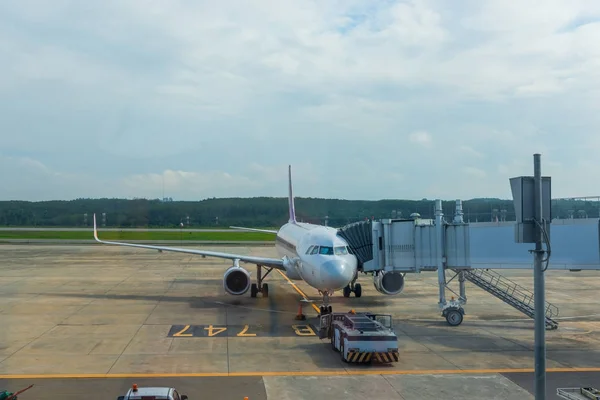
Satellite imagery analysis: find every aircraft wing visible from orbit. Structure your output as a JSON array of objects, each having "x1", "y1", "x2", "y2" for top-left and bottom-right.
[
  {"x1": 229, "y1": 226, "x2": 278, "y2": 234},
  {"x1": 92, "y1": 214, "x2": 285, "y2": 270}
]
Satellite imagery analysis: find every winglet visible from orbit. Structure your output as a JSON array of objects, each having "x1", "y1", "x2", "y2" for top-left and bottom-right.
[
  {"x1": 93, "y1": 213, "x2": 100, "y2": 242},
  {"x1": 288, "y1": 165, "x2": 297, "y2": 223}
]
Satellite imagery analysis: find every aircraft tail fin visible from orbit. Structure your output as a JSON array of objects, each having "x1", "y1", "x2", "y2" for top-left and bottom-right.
[
  {"x1": 92, "y1": 213, "x2": 100, "y2": 242},
  {"x1": 288, "y1": 165, "x2": 297, "y2": 223}
]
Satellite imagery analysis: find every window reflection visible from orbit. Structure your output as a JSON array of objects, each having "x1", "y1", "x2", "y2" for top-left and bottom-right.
[{"x1": 334, "y1": 246, "x2": 348, "y2": 255}]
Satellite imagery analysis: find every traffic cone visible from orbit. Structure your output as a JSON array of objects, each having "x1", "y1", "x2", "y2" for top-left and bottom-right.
[{"x1": 295, "y1": 303, "x2": 306, "y2": 320}]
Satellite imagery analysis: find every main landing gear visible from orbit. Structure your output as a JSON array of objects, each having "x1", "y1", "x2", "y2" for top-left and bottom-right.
[
  {"x1": 250, "y1": 265, "x2": 273, "y2": 298},
  {"x1": 342, "y1": 276, "x2": 362, "y2": 298},
  {"x1": 319, "y1": 290, "x2": 333, "y2": 315}
]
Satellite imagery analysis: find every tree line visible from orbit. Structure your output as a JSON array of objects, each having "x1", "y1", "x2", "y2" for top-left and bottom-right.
[{"x1": 0, "y1": 197, "x2": 598, "y2": 228}]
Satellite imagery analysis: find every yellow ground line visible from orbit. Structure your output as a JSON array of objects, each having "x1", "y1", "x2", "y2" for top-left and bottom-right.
[
  {"x1": 2, "y1": 367, "x2": 600, "y2": 379},
  {"x1": 276, "y1": 269, "x2": 321, "y2": 314}
]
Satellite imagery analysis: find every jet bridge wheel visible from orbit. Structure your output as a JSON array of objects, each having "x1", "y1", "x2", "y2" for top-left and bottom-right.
[{"x1": 444, "y1": 308, "x2": 464, "y2": 326}]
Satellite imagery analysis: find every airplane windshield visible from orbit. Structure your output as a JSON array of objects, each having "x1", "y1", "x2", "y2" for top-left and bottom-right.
[
  {"x1": 334, "y1": 246, "x2": 349, "y2": 255},
  {"x1": 318, "y1": 246, "x2": 334, "y2": 255}
]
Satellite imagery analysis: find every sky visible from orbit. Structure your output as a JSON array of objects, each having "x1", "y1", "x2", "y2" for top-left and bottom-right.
[{"x1": 1, "y1": 0, "x2": 600, "y2": 202}]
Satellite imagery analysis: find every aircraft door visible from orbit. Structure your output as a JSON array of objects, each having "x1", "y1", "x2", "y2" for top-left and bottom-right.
[{"x1": 318, "y1": 314, "x2": 332, "y2": 339}]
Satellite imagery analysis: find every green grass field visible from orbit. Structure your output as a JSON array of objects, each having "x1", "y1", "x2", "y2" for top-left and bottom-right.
[{"x1": 0, "y1": 230, "x2": 275, "y2": 241}]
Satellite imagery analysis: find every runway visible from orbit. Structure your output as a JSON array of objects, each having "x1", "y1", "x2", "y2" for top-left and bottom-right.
[{"x1": 1, "y1": 244, "x2": 600, "y2": 399}]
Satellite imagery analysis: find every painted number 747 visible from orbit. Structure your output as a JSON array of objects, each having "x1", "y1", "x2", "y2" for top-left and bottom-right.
[{"x1": 172, "y1": 325, "x2": 257, "y2": 337}]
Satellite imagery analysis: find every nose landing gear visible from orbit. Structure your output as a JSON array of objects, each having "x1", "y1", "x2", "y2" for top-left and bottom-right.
[
  {"x1": 318, "y1": 290, "x2": 333, "y2": 315},
  {"x1": 320, "y1": 305, "x2": 333, "y2": 314}
]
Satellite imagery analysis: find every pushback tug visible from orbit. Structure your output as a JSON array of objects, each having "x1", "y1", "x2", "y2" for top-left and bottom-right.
[{"x1": 318, "y1": 309, "x2": 399, "y2": 363}]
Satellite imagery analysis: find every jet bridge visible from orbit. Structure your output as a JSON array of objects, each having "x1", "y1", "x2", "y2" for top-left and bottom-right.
[
  {"x1": 338, "y1": 211, "x2": 471, "y2": 274},
  {"x1": 337, "y1": 199, "x2": 600, "y2": 328}
]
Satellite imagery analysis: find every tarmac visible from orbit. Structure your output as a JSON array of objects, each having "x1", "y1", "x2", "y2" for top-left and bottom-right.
[
  {"x1": 0, "y1": 228, "x2": 241, "y2": 232},
  {"x1": 1, "y1": 244, "x2": 600, "y2": 399}
]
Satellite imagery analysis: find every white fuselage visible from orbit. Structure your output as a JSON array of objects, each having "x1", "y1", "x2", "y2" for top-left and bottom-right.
[{"x1": 274, "y1": 222, "x2": 358, "y2": 293}]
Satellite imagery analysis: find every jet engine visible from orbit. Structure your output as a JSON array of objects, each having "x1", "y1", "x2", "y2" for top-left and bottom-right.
[
  {"x1": 223, "y1": 266, "x2": 251, "y2": 295},
  {"x1": 373, "y1": 271, "x2": 405, "y2": 295}
]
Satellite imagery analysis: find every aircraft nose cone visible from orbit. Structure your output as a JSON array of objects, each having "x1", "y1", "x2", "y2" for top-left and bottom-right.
[{"x1": 322, "y1": 259, "x2": 356, "y2": 290}]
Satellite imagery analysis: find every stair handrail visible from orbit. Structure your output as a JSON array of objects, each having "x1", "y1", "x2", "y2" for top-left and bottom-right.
[{"x1": 464, "y1": 269, "x2": 559, "y2": 318}]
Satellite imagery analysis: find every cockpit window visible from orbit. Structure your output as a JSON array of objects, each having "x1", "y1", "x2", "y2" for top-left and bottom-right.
[
  {"x1": 319, "y1": 246, "x2": 334, "y2": 255},
  {"x1": 334, "y1": 246, "x2": 349, "y2": 255},
  {"x1": 308, "y1": 245, "x2": 348, "y2": 255}
]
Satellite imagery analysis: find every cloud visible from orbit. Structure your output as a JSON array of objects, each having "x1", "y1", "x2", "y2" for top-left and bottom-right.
[
  {"x1": 463, "y1": 166, "x2": 487, "y2": 179},
  {"x1": 0, "y1": 1, "x2": 600, "y2": 202},
  {"x1": 458, "y1": 145, "x2": 485, "y2": 159},
  {"x1": 409, "y1": 131, "x2": 433, "y2": 147},
  {"x1": 0, "y1": 155, "x2": 316, "y2": 201}
]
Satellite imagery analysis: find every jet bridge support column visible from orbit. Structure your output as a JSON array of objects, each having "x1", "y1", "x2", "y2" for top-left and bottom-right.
[
  {"x1": 459, "y1": 271, "x2": 467, "y2": 303},
  {"x1": 435, "y1": 200, "x2": 447, "y2": 307},
  {"x1": 453, "y1": 200, "x2": 467, "y2": 303},
  {"x1": 437, "y1": 199, "x2": 467, "y2": 326}
]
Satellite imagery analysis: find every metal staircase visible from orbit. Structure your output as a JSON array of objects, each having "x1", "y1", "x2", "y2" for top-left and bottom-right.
[{"x1": 460, "y1": 269, "x2": 559, "y2": 330}]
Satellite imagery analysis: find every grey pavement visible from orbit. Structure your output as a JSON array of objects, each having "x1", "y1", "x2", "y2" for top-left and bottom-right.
[{"x1": 2, "y1": 244, "x2": 600, "y2": 399}]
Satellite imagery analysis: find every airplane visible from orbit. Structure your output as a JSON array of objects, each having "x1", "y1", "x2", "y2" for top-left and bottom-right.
[{"x1": 92, "y1": 165, "x2": 361, "y2": 315}]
